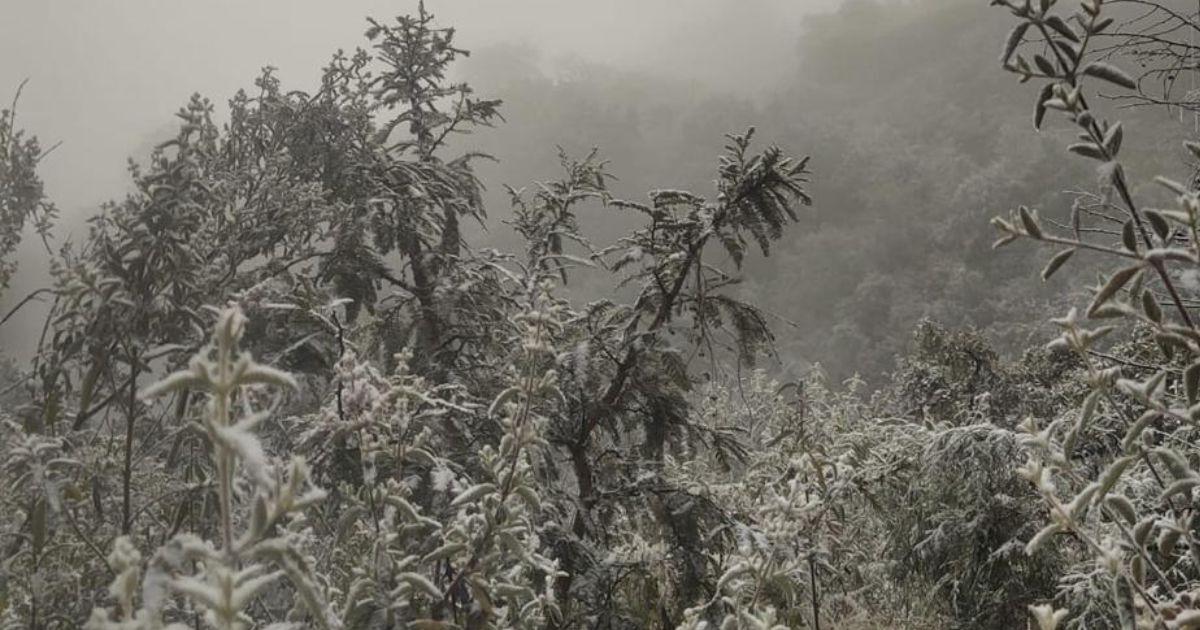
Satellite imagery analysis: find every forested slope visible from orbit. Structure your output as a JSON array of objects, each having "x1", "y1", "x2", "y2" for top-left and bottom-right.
[
  {"x1": 456, "y1": 0, "x2": 1200, "y2": 381},
  {"x1": 6, "y1": 0, "x2": 1200, "y2": 628}
]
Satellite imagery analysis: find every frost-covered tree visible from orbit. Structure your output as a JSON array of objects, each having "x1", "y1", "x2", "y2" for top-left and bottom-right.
[
  {"x1": 0, "y1": 80, "x2": 55, "y2": 295},
  {"x1": 0, "y1": 5, "x2": 824, "y2": 629}
]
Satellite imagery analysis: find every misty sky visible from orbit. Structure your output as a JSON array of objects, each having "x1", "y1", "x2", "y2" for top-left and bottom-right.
[{"x1": 0, "y1": 1, "x2": 839, "y2": 212}]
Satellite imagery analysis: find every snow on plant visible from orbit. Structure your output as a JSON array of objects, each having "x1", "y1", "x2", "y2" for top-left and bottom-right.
[
  {"x1": 85, "y1": 306, "x2": 333, "y2": 630},
  {"x1": 0, "y1": 80, "x2": 57, "y2": 294},
  {"x1": 296, "y1": 276, "x2": 564, "y2": 628},
  {"x1": 663, "y1": 371, "x2": 867, "y2": 628},
  {"x1": 676, "y1": 472, "x2": 815, "y2": 630},
  {"x1": 0, "y1": 420, "x2": 80, "y2": 626},
  {"x1": 990, "y1": 0, "x2": 1200, "y2": 625}
]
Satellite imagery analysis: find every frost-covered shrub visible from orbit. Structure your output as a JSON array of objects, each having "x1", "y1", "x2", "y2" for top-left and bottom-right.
[
  {"x1": 988, "y1": 0, "x2": 1200, "y2": 625},
  {"x1": 85, "y1": 307, "x2": 332, "y2": 629},
  {"x1": 892, "y1": 321, "x2": 1080, "y2": 429},
  {"x1": 294, "y1": 278, "x2": 566, "y2": 628}
]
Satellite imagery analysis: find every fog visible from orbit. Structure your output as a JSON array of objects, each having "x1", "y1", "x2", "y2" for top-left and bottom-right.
[
  {"x1": 0, "y1": 0, "x2": 837, "y2": 213},
  {"x1": 3, "y1": 0, "x2": 1187, "y2": 378}
]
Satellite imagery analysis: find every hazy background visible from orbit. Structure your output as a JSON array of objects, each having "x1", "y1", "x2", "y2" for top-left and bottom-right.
[
  {"x1": 5, "y1": 0, "x2": 1196, "y2": 380},
  {"x1": 0, "y1": 0, "x2": 837, "y2": 213}
]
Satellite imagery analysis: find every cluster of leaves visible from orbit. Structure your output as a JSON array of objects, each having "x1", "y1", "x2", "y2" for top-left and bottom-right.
[
  {"x1": 660, "y1": 325, "x2": 1086, "y2": 629},
  {"x1": 0, "y1": 80, "x2": 56, "y2": 294}
]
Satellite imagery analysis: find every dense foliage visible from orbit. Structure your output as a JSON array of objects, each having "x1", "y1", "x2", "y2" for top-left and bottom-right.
[
  {"x1": 10, "y1": 0, "x2": 1200, "y2": 628},
  {"x1": 0, "y1": 80, "x2": 55, "y2": 293}
]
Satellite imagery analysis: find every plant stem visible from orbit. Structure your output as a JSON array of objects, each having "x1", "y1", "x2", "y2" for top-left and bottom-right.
[{"x1": 122, "y1": 356, "x2": 139, "y2": 536}]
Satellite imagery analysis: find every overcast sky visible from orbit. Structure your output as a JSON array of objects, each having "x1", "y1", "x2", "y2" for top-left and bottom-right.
[{"x1": 0, "y1": 1, "x2": 840, "y2": 211}]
